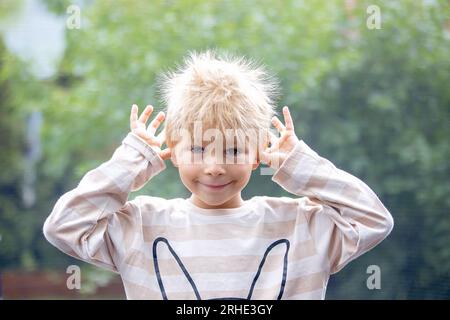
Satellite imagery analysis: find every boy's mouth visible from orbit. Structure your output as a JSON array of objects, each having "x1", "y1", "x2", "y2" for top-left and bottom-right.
[{"x1": 198, "y1": 181, "x2": 233, "y2": 190}]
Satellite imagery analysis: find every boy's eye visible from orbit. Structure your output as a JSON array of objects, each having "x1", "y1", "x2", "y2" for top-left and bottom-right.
[
  {"x1": 191, "y1": 146, "x2": 205, "y2": 153},
  {"x1": 190, "y1": 146, "x2": 243, "y2": 156},
  {"x1": 225, "y1": 147, "x2": 241, "y2": 156}
]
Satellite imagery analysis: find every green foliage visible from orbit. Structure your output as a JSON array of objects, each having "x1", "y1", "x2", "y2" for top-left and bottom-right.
[{"x1": 1, "y1": 0, "x2": 449, "y2": 298}]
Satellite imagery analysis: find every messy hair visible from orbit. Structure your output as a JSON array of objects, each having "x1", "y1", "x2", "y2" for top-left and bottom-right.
[{"x1": 157, "y1": 49, "x2": 280, "y2": 152}]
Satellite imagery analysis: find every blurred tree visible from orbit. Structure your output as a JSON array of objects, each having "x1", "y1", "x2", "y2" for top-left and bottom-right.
[
  {"x1": 0, "y1": 38, "x2": 75, "y2": 271},
  {"x1": 295, "y1": 1, "x2": 450, "y2": 299},
  {"x1": 0, "y1": 40, "x2": 26, "y2": 268},
  {"x1": 1, "y1": 0, "x2": 448, "y2": 299}
]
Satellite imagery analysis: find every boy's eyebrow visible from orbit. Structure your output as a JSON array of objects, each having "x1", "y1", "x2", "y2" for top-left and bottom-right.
[
  {"x1": 188, "y1": 130, "x2": 261, "y2": 150},
  {"x1": 190, "y1": 135, "x2": 241, "y2": 144},
  {"x1": 192, "y1": 141, "x2": 248, "y2": 148}
]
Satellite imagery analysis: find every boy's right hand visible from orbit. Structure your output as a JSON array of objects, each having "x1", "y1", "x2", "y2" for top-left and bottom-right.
[{"x1": 130, "y1": 104, "x2": 172, "y2": 161}]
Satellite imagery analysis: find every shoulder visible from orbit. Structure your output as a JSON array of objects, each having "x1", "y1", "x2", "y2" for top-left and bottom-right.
[
  {"x1": 128, "y1": 196, "x2": 187, "y2": 225},
  {"x1": 251, "y1": 195, "x2": 324, "y2": 216},
  {"x1": 252, "y1": 195, "x2": 299, "y2": 208},
  {"x1": 129, "y1": 195, "x2": 185, "y2": 214}
]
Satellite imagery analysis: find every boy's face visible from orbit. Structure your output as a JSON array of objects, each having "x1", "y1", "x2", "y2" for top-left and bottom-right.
[{"x1": 170, "y1": 128, "x2": 262, "y2": 209}]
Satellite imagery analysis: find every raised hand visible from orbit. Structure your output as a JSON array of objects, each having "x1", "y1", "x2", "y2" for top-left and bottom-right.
[
  {"x1": 129, "y1": 104, "x2": 171, "y2": 161},
  {"x1": 261, "y1": 106, "x2": 300, "y2": 170}
]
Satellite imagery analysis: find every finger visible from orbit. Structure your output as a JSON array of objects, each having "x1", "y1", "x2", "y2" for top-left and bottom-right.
[
  {"x1": 156, "y1": 127, "x2": 166, "y2": 145},
  {"x1": 272, "y1": 116, "x2": 286, "y2": 133},
  {"x1": 138, "y1": 105, "x2": 153, "y2": 124},
  {"x1": 260, "y1": 150, "x2": 273, "y2": 167},
  {"x1": 268, "y1": 130, "x2": 279, "y2": 146},
  {"x1": 265, "y1": 128, "x2": 277, "y2": 141},
  {"x1": 159, "y1": 148, "x2": 172, "y2": 161},
  {"x1": 130, "y1": 104, "x2": 138, "y2": 129},
  {"x1": 283, "y1": 106, "x2": 294, "y2": 131},
  {"x1": 148, "y1": 111, "x2": 165, "y2": 135}
]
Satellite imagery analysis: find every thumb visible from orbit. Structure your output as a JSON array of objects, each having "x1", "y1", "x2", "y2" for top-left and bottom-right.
[
  {"x1": 159, "y1": 148, "x2": 172, "y2": 161},
  {"x1": 260, "y1": 150, "x2": 274, "y2": 167}
]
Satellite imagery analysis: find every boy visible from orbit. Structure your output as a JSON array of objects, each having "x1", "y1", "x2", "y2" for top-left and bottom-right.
[{"x1": 43, "y1": 50, "x2": 394, "y2": 300}]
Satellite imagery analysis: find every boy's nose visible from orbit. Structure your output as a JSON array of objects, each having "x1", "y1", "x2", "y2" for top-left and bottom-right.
[
  {"x1": 204, "y1": 164, "x2": 226, "y2": 176},
  {"x1": 203, "y1": 155, "x2": 226, "y2": 176}
]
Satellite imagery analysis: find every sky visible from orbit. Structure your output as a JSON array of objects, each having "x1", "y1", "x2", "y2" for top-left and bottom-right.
[{"x1": 1, "y1": 0, "x2": 66, "y2": 79}]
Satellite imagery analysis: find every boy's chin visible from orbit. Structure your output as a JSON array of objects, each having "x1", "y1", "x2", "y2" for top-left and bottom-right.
[
  {"x1": 195, "y1": 194, "x2": 234, "y2": 207},
  {"x1": 199, "y1": 196, "x2": 227, "y2": 206}
]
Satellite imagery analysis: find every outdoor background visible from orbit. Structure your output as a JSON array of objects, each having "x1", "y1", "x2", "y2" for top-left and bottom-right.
[{"x1": 0, "y1": 0, "x2": 449, "y2": 299}]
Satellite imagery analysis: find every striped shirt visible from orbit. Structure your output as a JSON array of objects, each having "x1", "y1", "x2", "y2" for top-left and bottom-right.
[{"x1": 43, "y1": 132, "x2": 394, "y2": 300}]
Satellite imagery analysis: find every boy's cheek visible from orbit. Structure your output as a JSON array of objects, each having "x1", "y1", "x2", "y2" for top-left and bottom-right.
[{"x1": 173, "y1": 152, "x2": 205, "y2": 167}]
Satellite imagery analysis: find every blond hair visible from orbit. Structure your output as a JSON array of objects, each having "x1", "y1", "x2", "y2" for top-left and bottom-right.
[{"x1": 158, "y1": 49, "x2": 280, "y2": 151}]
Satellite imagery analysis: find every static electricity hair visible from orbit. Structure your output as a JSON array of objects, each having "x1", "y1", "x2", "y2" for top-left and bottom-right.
[{"x1": 157, "y1": 49, "x2": 280, "y2": 150}]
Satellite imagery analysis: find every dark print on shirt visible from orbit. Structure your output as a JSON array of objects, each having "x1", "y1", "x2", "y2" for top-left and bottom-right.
[{"x1": 152, "y1": 237, "x2": 290, "y2": 300}]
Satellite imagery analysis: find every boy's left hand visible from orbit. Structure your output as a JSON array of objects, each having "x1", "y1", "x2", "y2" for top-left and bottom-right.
[{"x1": 260, "y1": 106, "x2": 300, "y2": 170}]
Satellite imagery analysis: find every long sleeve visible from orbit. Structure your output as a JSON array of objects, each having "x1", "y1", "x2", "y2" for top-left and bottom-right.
[
  {"x1": 43, "y1": 132, "x2": 166, "y2": 272},
  {"x1": 272, "y1": 140, "x2": 394, "y2": 274}
]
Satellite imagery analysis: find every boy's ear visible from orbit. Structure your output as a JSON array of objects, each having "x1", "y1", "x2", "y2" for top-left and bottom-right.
[
  {"x1": 252, "y1": 136, "x2": 269, "y2": 171},
  {"x1": 170, "y1": 152, "x2": 178, "y2": 167},
  {"x1": 252, "y1": 146, "x2": 265, "y2": 171},
  {"x1": 167, "y1": 142, "x2": 180, "y2": 167},
  {"x1": 252, "y1": 159, "x2": 260, "y2": 171}
]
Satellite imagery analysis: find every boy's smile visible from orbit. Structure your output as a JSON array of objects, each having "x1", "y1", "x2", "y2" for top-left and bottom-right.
[{"x1": 197, "y1": 180, "x2": 234, "y2": 190}]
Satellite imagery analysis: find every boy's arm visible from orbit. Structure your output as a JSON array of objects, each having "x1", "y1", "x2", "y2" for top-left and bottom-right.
[
  {"x1": 271, "y1": 139, "x2": 394, "y2": 274},
  {"x1": 43, "y1": 132, "x2": 166, "y2": 272}
]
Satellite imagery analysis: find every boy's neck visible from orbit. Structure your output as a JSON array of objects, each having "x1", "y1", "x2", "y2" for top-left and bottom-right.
[{"x1": 189, "y1": 194, "x2": 245, "y2": 209}]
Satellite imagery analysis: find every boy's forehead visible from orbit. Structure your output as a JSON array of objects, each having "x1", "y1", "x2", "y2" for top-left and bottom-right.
[
  {"x1": 173, "y1": 127, "x2": 262, "y2": 148},
  {"x1": 193, "y1": 128, "x2": 257, "y2": 145}
]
